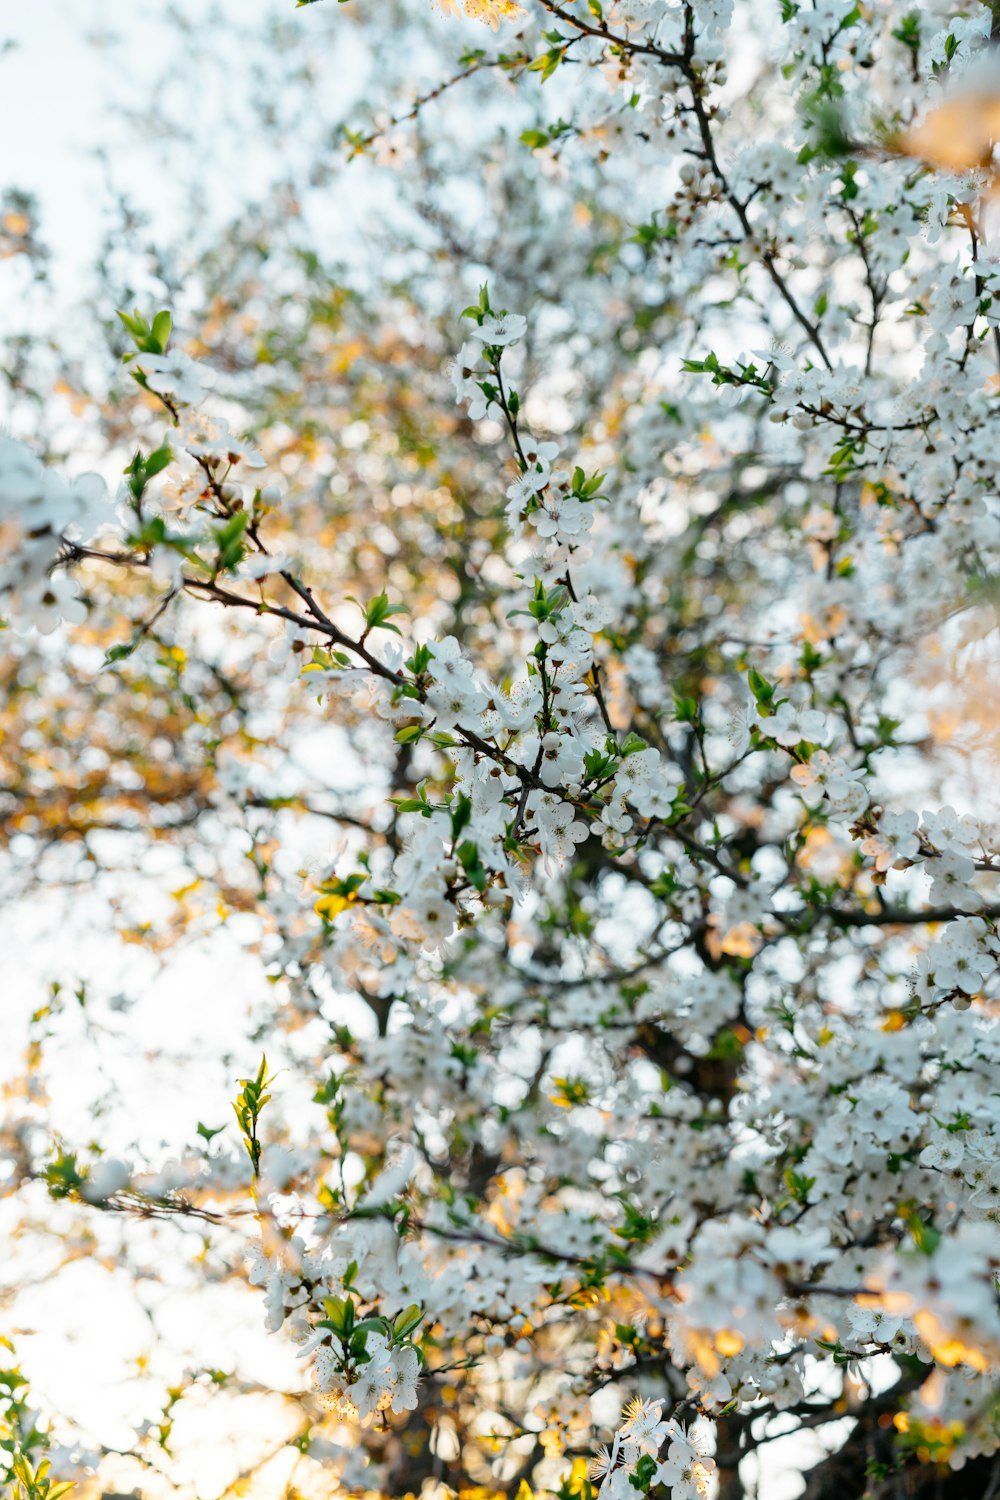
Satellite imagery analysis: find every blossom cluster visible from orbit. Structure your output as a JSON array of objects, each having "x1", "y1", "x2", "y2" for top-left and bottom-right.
[
  {"x1": 591, "y1": 1400, "x2": 715, "y2": 1500},
  {"x1": 8, "y1": 0, "x2": 1000, "y2": 1495},
  {"x1": 0, "y1": 437, "x2": 109, "y2": 632}
]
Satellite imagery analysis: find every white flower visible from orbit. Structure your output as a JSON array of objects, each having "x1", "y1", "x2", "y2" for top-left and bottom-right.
[
  {"x1": 620, "y1": 1396, "x2": 676, "y2": 1453},
  {"x1": 388, "y1": 1345, "x2": 420, "y2": 1413},
  {"x1": 597, "y1": 1468, "x2": 635, "y2": 1500},
  {"x1": 538, "y1": 731, "x2": 582, "y2": 788},
  {"x1": 482, "y1": 678, "x2": 541, "y2": 734},
  {"x1": 654, "y1": 1433, "x2": 716, "y2": 1500},
  {"x1": 449, "y1": 342, "x2": 499, "y2": 420},
  {"x1": 628, "y1": 760, "x2": 684, "y2": 819},
  {"x1": 536, "y1": 799, "x2": 589, "y2": 865},
  {"x1": 790, "y1": 751, "x2": 868, "y2": 817},
  {"x1": 612, "y1": 746, "x2": 659, "y2": 795},
  {"x1": 469, "y1": 311, "x2": 527, "y2": 346},
  {"x1": 411, "y1": 895, "x2": 456, "y2": 949},
  {"x1": 861, "y1": 809, "x2": 921, "y2": 871},
  {"x1": 927, "y1": 918, "x2": 993, "y2": 993},
  {"x1": 425, "y1": 679, "x2": 488, "y2": 730},
  {"x1": 850, "y1": 1077, "x2": 917, "y2": 1145},
  {"x1": 16, "y1": 572, "x2": 87, "y2": 635},
  {"x1": 727, "y1": 701, "x2": 759, "y2": 756},
  {"x1": 600, "y1": 799, "x2": 633, "y2": 840},
  {"x1": 589, "y1": 1439, "x2": 621, "y2": 1485},
  {"x1": 135, "y1": 350, "x2": 210, "y2": 406},
  {"x1": 928, "y1": 851, "x2": 981, "y2": 913},
  {"x1": 347, "y1": 1362, "x2": 389, "y2": 1424},
  {"x1": 313, "y1": 1341, "x2": 346, "y2": 1394},
  {"x1": 507, "y1": 467, "x2": 550, "y2": 505},
  {"x1": 532, "y1": 494, "x2": 592, "y2": 540},
  {"x1": 846, "y1": 1302, "x2": 904, "y2": 1346},
  {"x1": 80, "y1": 1158, "x2": 131, "y2": 1202},
  {"x1": 181, "y1": 413, "x2": 266, "y2": 469},
  {"x1": 570, "y1": 594, "x2": 615, "y2": 632},
  {"x1": 766, "y1": 701, "x2": 829, "y2": 748},
  {"x1": 920, "y1": 1130, "x2": 966, "y2": 1173}
]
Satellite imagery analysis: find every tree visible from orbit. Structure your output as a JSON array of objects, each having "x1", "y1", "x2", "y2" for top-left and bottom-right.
[{"x1": 2, "y1": 1, "x2": 999, "y2": 1498}]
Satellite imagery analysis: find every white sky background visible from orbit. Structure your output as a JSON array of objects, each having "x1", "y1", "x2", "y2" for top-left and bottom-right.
[
  {"x1": 1, "y1": 3, "x2": 261, "y2": 298},
  {"x1": 0, "y1": 1, "x2": 362, "y2": 291}
]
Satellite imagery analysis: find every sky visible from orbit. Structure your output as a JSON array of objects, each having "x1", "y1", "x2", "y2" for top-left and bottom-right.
[
  {"x1": 0, "y1": 3, "x2": 274, "y2": 253},
  {"x1": 0, "y1": 0, "x2": 382, "y2": 323}
]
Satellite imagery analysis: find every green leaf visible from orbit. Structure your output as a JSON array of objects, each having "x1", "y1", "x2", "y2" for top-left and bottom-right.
[
  {"x1": 393, "y1": 1304, "x2": 424, "y2": 1339},
  {"x1": 747, "y1": 667, "x2": 775, "y2": 706},
  {"x1": 144, "y1": 443, "x2": 173, "y2": 478},
  {"x1": 103, "y1": 640, "x2": 138, "y2": 666},
  {"x1": 116, "y1": 308, "x2": 150, "y2": 341},
  {"x1": 619, "y1": 731, "x2": 648, "y2": 756},
  {"x1": 451, "y1": 792, "x2": 472, "y2": 840},
  {"x1": 353, "y1": 1315, "x2": 391, "y2": 1338},
  {"x1": 150, "y1": 310, "x2": 173, "y2": 354},
  {"x1": 672, "y1": 690, "x2": 698, "y2": 723},
  {"x1": 458, "y1": 839, "x2": 488, "y2": 893},
  {"x1": 351, "y1": 590, "x2": 409, "y2": 636},
  {"x1": 215, "y1": 511, "x2": 250, "y2": 571}
]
